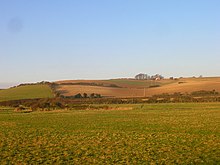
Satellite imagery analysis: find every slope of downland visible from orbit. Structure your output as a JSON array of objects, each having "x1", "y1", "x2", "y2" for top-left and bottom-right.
[
  {"x1": 0, "y1": 84, "x2": 54, "y2": 102},
  {"x1": 55, "y1": 79, "x2": 174, "y2": 98},
  {"x1": 55, "y1": 77, "x2": 220, "y2": 98}
]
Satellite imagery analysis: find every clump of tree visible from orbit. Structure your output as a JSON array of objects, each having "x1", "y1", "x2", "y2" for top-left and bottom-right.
[
  {"x1": 135, "y1": 73, "x2": 164, "y2": 80},
  {"x1": 78, "y1": 93, "x2": 101, "y2": 98},
  {"x1": 75, "y1": 93, "x2": 83, "y2": 98},
  {"x1": 60, "y1": 93, "x2": 102, "y2": 99},
  {"x1": 89, "y1": 93, "x2": 102, "y2": 98}
]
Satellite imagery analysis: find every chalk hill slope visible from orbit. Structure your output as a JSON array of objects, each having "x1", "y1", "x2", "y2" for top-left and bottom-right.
[{"x1": 55, "y1": 77, "x2": 220, "y2": 98}]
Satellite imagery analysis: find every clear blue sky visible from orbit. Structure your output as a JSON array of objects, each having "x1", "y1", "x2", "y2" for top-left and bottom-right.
[{"x1": 0, "y1": 0, "x2": 220, "y2": 87}]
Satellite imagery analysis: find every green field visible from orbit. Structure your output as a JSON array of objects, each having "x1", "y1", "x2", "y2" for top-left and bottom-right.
[
  {"x1": 0, "y1": 85, "x2": 54, "y2": 102},
  {"x1": 0, "y1": 103, "x2": 219, "y2": 164}
]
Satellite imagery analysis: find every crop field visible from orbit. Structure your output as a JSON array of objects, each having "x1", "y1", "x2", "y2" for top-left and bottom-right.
[
  {"x1": 0, "y1": 85, "x2": 54, "y2": 102},
  {"x1": 57, "y1": 85, "x2": 146, "y2": 98},
  {"x1": 0, "y1": 103, "x2": 219, "y2": 164},
  {"x1": 146, "y1": 77, "x2": 220, "y2": 96}
]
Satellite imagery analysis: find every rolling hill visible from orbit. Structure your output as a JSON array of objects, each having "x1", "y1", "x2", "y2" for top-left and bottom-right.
[
  {"x1": 1, "y1": 77, "x2": 220, "y2": 102},
  {"x1": 0, "y1": 84, "x2": 54, "y2": 102},
  {"x1": 55, "y1": 77, "x2": 220, "y2": 98}
]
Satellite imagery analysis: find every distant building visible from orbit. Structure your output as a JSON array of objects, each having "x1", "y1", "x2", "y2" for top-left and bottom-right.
[{"x1": 151, "y1": 74, "x2": 164, "y2": 80}]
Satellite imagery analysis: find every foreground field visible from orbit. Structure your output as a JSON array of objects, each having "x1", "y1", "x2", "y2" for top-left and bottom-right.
[
  {"x1": 0, "y1": 84, "x2": 54, "y2": 102},
  {"x1": 0, "y1": 103, "x2": 220, "y2": 164}
]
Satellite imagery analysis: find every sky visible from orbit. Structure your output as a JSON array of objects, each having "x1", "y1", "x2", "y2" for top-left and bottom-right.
[{"x1": 0, "y1": 0, "x2": 220, "y2": 88}]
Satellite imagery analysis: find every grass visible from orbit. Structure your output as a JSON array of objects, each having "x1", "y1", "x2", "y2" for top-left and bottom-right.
[
  {"x1": 0, "y1": 103, "x2": 219, "y2": 164},
  {"x1": 0, "y1": 85, "x2": 54, "y2": 102}
]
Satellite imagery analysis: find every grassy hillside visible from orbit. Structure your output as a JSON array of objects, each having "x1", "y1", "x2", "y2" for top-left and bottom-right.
[
  {"x1": 0, "y1": 103, "x2": 219, "y2": 164},
  {"x1": 0, "y1": 84, "x2": 54, "y2": 102}
]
